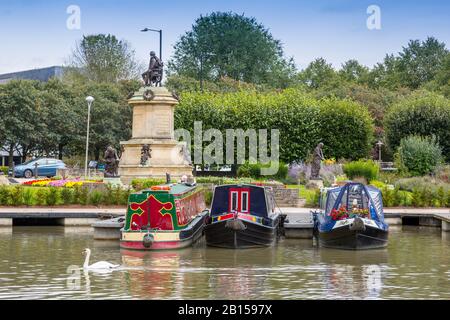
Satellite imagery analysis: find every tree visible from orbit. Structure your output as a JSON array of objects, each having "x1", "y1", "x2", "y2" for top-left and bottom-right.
[
  {"x1": 396, "y1": 37, "x2": 448, "y2": 89},
  {"x1": 168, "y1": 12, "x2": 296, "y2": 88},
  {"x1": 38, "y1": 79, "x2": 83, "y2": 159},
  {"x1": 368, "y1": 37, "x2": 448, "y2": 90},
  {"x1": 297, "y1": 58, "x2": 339, "y2": 89},
  {"x1": 0, "y1": 80, "x2": 46, "y2": 167},
  {"x1": 69, "y1": 82, "x2": 133, "y2": 161},
  {"x1": 338, "y1": 59, "x2": 370, "y2": 83},
  {"x1": 67, "y1": 34, "x2": 141, "y2": 83}
]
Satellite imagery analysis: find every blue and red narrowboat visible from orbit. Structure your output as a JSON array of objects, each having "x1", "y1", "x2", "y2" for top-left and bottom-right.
[
  {"x1": 313, "y1": 182, "x2": 389, "y2": 250},
  {"x1": 120, "y1": 182, "x2": 207, "y2": 250},
  {"x1": 204, "y1": 184, "x2": 281, "y2": 249}
]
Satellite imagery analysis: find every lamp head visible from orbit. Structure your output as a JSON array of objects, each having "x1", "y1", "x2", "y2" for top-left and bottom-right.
[{"x1": 86, "y1": 96, "x2": 94, "y2": 105}]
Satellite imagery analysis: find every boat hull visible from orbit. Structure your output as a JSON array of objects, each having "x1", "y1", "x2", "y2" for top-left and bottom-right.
[
  {"x1": 120, "y1": 212, "x2": 206, "y2": 251},
  {"x1": 205, "y1": 218, "x2": 279, "y2": 249},
  {"x1": 317, "y1": 224, "x2": 388, "y2": 250}
]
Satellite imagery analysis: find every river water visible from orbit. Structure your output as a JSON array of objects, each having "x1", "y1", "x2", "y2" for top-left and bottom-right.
[{"x1": 0, "y1": 225, "x2": 449, "y2": 300}]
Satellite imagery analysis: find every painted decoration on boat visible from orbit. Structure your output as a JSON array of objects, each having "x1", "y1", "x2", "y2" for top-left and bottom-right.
[{"x1": 125, "y1": 186, "x2": 206, "y2": 231}]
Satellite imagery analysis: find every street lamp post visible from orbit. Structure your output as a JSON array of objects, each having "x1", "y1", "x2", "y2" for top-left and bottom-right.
[
  {"x1": 85, "y1": 96, "x2": 94, "y2": 179},
  {"x1": 141, "y1": 28, "x2": 162, "y2": 61},
  {"x1": 376, "y1": 140, "x2": 384, "y2": 162}
]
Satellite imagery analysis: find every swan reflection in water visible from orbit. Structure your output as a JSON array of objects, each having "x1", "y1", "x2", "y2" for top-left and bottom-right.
[{"x1": 319, "y1": 248, "x2": 388, "y2": 299}]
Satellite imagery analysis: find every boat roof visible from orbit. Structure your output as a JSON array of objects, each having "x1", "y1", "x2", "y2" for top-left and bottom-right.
[
  {"x1": 324, "y1": 182, "x2": 384, "y2": 217},
  {"x1": 210, "y1": 184, "x2": 273, "y2": 217},
  {"x1": 141, "y1": 183, "x2": 198, "y2": 196}
]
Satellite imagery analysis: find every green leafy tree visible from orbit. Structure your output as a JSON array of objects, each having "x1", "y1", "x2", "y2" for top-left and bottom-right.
[
  {"x1": 67, "y1": 34, "x2": 141, "y2": 83},
  {"x1": 297, "y1": 58, "x2": 339, "y2": 89},
  {"x1": 168, "y1": 12, "x2": 296, "y2": 88},
  {"x1": 396, "y1": 37, "x2": 448, "y2": 89},
  {"x1": 338, "y1": 59, "x2": 370, "y2": 84},
  {"x1": 38, "y1": 79, "x2": 83, "y2": 159},
  {"x1": 0, "y1": 80, "x2": 46, "y2": 167},
  {"x1": 369, "y1": 37, "x2": 448, "y2": 90},
  {"x1": 70, "y1": 82, "x2": 133, "y2": 160}
]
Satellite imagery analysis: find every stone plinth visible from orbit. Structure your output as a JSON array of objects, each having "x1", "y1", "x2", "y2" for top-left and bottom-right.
[
  {"x1": 119, "y1": 86, "x2": 192, "y2": 184},
  {"x1": 309, "y1": 179, "x2": 324, "y2": 189}
]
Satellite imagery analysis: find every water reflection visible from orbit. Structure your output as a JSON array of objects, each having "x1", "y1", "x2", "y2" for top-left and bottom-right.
[{"x1": 0, "y1": 226, "x2": 449, "y2": 299}]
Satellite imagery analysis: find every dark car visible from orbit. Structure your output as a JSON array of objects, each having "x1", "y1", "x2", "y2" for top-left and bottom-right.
[{"x1": 9, "y1": 158, "x2": 67, "y2": 178}]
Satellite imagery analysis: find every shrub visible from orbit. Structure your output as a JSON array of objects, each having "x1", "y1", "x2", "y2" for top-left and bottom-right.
[
  {"x1": 343, "y1": 160, "x2": 379, "y2": 183},
  {"x1": 131, "y1": 178, "x2": 166, "y2": 191},
  {"x1": 0, "y1": 166, "x2": 8, "y2": 175},
  {"x1": 369, "y1": 180, "x2": 387, "y2": 189},
  {"x1": 384, "y1": 91, "x2": 450, "y2": 161},
  {"x1": 73, "y1": 186, "x2": 88, "y2": 205},
  {"x1": 0, "y1": 186, "x2": 9, "y2": 205},
  {"x1": 305, "y1": 189, "x2": 320, "y2": 208},
  {"x1": 23, "y1": 188, "x2": 34, "y2": 206},
  {"x1": 9, "y1": 186, "x2": 24, "y2": 206},
  {"x1": 237, "y1": 161, "x2": 288, "y2": 180},
  {"x1": 88, "y1": 190, "x2": 103, "y2": 206},
  {"x1": 35, "y1": 188, "x2": 48, "y2": 206},
  {"x1": 204, "y1": 190, "x2": 213, "y2": 206},
  {"x1": 46, "y1": 187, "x2": 60, "y2": 206},
  {"x1": 60, "y1": 188, "x2": 74, "y2": 205},
  {"x1": 395, "y1": 135, "x2": 443, "y2": 176},
  {"x1": 395, "y1": 176, "x2": 450, "y2": 193}
]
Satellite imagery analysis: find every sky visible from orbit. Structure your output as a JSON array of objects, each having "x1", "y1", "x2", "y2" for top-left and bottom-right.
[{"x1": 0, "y1": 0, "x2": 449, "y2": 74}]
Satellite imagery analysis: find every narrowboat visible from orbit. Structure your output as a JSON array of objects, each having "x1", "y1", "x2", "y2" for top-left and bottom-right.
[
  {"x1": 204, "y1": 184, "x2": 281, "y2": 249},
  {"x1": 313, "y1": 182, "x2": 389, "y2": 250},
  {"x1": 120, "y1": 182, "x2": 207, "y2": 250}
]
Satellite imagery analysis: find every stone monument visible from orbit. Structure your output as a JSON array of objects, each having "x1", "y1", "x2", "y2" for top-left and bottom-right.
[{"x1": 119, "y1": 86, "x2": 192, "y2": 184}]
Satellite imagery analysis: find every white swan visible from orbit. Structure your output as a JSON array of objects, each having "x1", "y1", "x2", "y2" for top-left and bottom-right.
[{"x1": 83, "y1": 248, "x2": 120, "y2": 270}]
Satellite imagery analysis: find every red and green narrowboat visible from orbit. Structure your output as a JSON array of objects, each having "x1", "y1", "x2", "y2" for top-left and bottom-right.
[{"x1": 120, "y1": 183, "x2": 207, "y2": 250}]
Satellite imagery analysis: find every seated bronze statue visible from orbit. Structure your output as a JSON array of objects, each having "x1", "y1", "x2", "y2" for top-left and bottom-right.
[{"x1": 142, "y1": 51, "x2": 163, "y2": 87}]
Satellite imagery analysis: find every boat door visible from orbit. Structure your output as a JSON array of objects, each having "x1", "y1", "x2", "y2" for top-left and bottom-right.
[{"x1": 228, "y1": 188, "x2": 250, "y2": 213}]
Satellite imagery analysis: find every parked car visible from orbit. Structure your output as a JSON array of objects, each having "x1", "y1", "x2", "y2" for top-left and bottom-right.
[{"x1": 9, "y1": 158, "x2": 67, "y2": 178}]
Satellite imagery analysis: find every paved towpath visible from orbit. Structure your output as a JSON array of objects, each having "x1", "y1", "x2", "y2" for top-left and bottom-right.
[{"x1": 0, "y1": 207, "x2": 449, "y2": 222}]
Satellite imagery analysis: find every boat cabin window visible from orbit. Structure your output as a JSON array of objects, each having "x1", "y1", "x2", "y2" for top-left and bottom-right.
[
  {"x1": 228, "y1": 188, "x2": 251, "y2": 213},
  {"x1": 231, "y1": 191, "x2": 238, "y2": 211},
  {"x1": 241, "y1": 192, "x2": 249, "y2": 212}
]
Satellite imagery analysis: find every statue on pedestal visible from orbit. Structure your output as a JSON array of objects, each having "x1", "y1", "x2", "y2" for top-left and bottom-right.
[
  {"x1": 140, "y1": 144, "x2": 152, "y2": 166},
  {"x1": 142, "y1": 51, "x2": 163, "y2": 87},
  {"x1": 311, "y1": 143, "x2": 324, "y2": 179},
  {"x1": 104, "y1": 145, "x2": 120, "y2": 177}
]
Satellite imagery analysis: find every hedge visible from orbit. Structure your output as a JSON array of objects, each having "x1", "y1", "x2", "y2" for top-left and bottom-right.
[
  {"x1": 174, "y1": 89, "x2": 374, "y2": 166},
  {"x1": 384, "y1": 91, "x2": 450, "y2": 161}
]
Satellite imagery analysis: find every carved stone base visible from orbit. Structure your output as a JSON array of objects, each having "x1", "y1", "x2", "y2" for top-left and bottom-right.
[
  {"x1": 119, "y1": 165, "x2": 192, "y2": 185},
  {"x1": 309, "y1": 179, "x2": 324, "y2": 189}
]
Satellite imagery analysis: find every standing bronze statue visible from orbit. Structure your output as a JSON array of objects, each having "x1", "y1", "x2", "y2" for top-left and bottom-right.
[
  {"x1": 311, "y1": 143, "x2": 324, "y2": 179},
  {"x1": 104, "y1": 145, "x2": 120, "y2": 177},
  {"x1": 140, "y1": 144, "x2": 152, "y2": 166},
  {"x1": 142, "y1": 51, "x2": 163, "y2": 87}
]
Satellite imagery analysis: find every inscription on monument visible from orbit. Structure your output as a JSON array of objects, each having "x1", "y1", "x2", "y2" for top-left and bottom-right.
[{"x1": 153, "y1": 111, "x2": 171, "y2": 137}]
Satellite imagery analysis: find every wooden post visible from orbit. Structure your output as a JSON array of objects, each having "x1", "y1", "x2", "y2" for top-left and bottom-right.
[{"x1": 34, "y1": 162, "x2": 38, "y2": 179}]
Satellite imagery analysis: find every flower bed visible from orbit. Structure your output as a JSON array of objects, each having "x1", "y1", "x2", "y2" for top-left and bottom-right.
[{"x1": 22, "y1": 178, "x2": 102, "y2": 188}]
